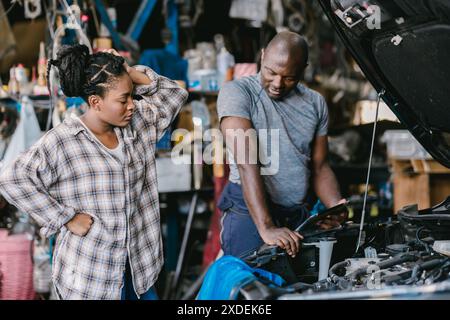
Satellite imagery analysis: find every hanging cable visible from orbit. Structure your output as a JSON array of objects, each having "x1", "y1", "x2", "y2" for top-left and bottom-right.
[
  {"x1": 355, "y1": 89, "x2": 385, "y2": 254},
  {"x1": 45, "y1": 0, "x2": 93, "y2": 131},
  {"x1": 88, "y1": 0, "x2": 101, "y2": 36},
  {"x1": 42, "y1": 0, "x2": 56, "y2": 39},
  {"x1": 0, "y1": 0, "x2": 19, "y2": 20}
]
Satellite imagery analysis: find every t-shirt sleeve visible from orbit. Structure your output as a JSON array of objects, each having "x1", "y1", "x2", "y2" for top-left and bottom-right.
[
  {"x1": 217, "y1": 81, "x2": 252, "y2": 122},
  {"x1": 316, "y1": 95, "x2": 329, "y2": 136}
]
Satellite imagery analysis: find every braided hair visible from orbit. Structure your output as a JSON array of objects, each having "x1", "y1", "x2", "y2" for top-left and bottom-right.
[{"x1": 47, "y1": 44, "x2": 126, "y2": 102}]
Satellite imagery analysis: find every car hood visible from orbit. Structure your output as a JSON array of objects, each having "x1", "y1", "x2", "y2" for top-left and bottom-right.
[{"x1": 318, "y1": 0, "x2": 450, "y2": 167}]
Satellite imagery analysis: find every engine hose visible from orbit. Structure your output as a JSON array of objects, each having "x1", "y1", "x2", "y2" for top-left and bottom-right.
[
  {"x1": 416, "y1": 227, "x2": 432, "y2": 253},
  {"x1": 289, "y1": 282, "x2": 314, "y2": 291},
  {"x1": 349, "y1": 253, "x2": 419, "y2": 280},
  {"x1": 404, "y1": 265, "x2": 421, "y2": 285},
  {"x1": 420, "y1": 258, "x2": 448, "y2": 270},
  {"x1": 376, "y1": 253, "x2": 419, "y2": 270},
  {"x1": 431, "y1": 269, "x2": 443, "y2": 282},
  {"x1": 329, "y1": 260, "x2": 350, "y2": 279},
  {"x1": 387, "y1": 257, "x2": 447, "y2": 285},
  {"x1": 383, "y1": 270, "x2": 413, "y2": 285},
  {"x1": 425, "y1": 260, "x2": 450, "y2": 283},
  {"x1": 327, "y1": 260, "x2": 353, "y2": 290},
  {"x1": 428, "y1": 260, "x2": 450, "y2": 282}
]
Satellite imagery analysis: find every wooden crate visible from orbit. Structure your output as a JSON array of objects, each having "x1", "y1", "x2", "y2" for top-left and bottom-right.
[
  {"x1": 390, "y1": 158, "x2": 450, "y2": 213},
  {"x1": 410, "y1": 159, "x2": 450, "y2": 174}
]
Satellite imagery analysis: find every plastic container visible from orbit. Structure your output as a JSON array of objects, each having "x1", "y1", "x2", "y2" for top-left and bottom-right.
[
  {"x1": 381, "y1": 130, "x2": 431, "y2": 159},
  {"x1": 156, "y1": 155, "x2": 192, "y2": 192},
  {"x1": 200, "y1": 69, "x2": 218, "y2": 91},
  {"x1": 317, "y1": 238, "x2": 337, "y2": 281},
  {"x1": 0, "y1": 229, "x2": 35, "y2": 300},
  {"x1": 433, "y1": 241, "x2": 450, "y2": 257}
]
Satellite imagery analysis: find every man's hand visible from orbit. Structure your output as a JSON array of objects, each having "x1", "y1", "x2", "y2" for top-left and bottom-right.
[
  {"x1": 317, "y1": 198, "x2": 348, "y2": 230},
  {"x1": 260, "y1": 226, "x2": 303, "y2": 257},
  {"x1": 65, "y1": 213, "x2": 93, "y2": 236}
]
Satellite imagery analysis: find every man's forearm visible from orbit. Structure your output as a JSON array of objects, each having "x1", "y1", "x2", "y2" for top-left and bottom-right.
[
  {"x1": 238, "y1": 164, "x2": 275, "y2": 233},
  {"x1": 313, "y1": 164, "x2": 342, "y2": 208}
]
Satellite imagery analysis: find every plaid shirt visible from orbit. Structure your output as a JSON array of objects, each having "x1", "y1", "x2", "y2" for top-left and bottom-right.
[{"x1": 0, "y1": 66, "x2": 188, "y2": 299}]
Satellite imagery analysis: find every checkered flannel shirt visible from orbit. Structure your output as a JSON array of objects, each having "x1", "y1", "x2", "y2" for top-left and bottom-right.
[{"x1": 0, "y1": 66, "x2": 188, "y2": 299}]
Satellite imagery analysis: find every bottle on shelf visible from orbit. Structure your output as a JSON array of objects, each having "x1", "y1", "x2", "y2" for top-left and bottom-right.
[
  {"x1": 15, "y1": 64, "x2": 28, "y2": 89},
  {"x1": 37, "y1": 42, "x2": 47, "y2": 87},
  {"x1": 33, "y1": 41, "x2": 50, "y2": 95},
  {"x1": 214, "y1": 34, "x2": 235, "y2": 89},
  {"x1": 8, "y1": 66, "x2": 20, "y2": 96}
]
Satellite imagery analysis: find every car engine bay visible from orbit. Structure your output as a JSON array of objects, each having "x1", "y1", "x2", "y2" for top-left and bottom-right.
[{"x1": 239, "y1": 197, "x2": 450, "y2": 300}]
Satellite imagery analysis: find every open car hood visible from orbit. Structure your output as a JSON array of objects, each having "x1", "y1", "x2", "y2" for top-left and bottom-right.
[{"x1": 317, "y1": 0, "x2": 450, "y2": 167}]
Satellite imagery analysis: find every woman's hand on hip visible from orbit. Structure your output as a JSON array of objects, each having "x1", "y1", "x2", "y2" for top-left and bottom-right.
[{"x1": 65, "y1": 213, "x2": 93, "y2": 236}]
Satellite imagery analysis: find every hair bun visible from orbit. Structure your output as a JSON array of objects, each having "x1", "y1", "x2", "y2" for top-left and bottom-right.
[
  {"x1": 57, "y1": 44, "x2": 89, "y2": 59},
  {"x1": 54, "y1": 44, "x2": 90, "y2": 97}
]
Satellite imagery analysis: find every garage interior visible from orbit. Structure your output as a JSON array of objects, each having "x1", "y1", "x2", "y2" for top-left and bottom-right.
[{"x1": 0, "y1": 0, "x2": 449, "y2": 301}]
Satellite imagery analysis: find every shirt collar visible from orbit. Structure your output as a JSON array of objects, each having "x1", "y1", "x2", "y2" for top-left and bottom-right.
[{"x1": 65, "y1": 113, "x2": 86, "y2": 136}]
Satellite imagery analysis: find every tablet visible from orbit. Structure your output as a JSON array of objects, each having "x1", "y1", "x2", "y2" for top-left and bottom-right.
[{"x1": 295, "y1": 203, "x2": 348, "y2": 238}]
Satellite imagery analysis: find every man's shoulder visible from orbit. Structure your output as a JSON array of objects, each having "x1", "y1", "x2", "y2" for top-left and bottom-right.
[
  {"x1": 296, "y1": 84, "x2": 327, "y2": 111},
  {"x1": 234, "y1": 74, "x2": 259, "y2": 86},
  {"x1": 297, "y1": 84, "x2": 325, "y2": 101},
  {"x1": 217, "y1": 75, "x2": 260, "y2": 120}
]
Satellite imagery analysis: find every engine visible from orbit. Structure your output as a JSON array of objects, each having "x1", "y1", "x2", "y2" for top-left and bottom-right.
[{"x1": 239, "y1": 197, "x2": 450, "y2": 299}]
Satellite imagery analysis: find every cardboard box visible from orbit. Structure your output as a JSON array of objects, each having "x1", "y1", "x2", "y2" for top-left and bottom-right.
[{"x1": 391, "y1": 158, "x2": 450, "y2": 212}]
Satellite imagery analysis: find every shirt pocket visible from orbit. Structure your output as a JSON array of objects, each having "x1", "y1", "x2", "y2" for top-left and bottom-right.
[
  {"x1": 52, "y1": 228, "x2": 71, "y2": 269},
  {"x1": 78, "y1": 215, "x2": 117, "y2": 249},
  {"x1": 52, "y1": 229, "x2": 82, "y2": 295}
]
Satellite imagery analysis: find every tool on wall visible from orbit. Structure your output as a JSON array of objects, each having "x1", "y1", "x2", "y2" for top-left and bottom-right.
[
  {"x1": 24, "y1": 0, "x2": 42, "y2": 19},
  {"x1": 166, "y1": 192, "x2": 199, "y2": 299}
]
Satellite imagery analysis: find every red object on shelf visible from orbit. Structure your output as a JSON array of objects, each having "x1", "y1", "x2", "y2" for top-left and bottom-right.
[
  {"x1": 233, "y1": 63, "x2": 257, "y2": 80},
  {"x1": 0, "y1": 229, "x2": 35, "y2": 300},
  {"x1": 202, "y1": 166, "x2": 229, "y2": 270}
]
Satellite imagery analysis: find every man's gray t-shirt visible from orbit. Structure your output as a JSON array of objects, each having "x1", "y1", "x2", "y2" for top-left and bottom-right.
[{"x1": 217, "y1": 73, "x2": 329, "y2": 207}]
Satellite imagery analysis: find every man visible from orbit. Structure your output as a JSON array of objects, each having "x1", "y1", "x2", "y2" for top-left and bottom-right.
[{"x1": 217, "y1": 31, "x2": 345, "y2": 259}]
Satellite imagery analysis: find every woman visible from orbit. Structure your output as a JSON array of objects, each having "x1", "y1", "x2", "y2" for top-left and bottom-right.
[{"x1": 0, "y1": 44, "x2": 188, "y2": 300}]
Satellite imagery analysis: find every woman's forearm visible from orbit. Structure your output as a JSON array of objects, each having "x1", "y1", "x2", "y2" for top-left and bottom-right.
[{"x1": 128, "y1": 67, "x2": 152, "y2": 85}]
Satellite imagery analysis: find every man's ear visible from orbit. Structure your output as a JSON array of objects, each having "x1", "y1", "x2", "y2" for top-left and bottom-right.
[
  {"x1": 261, "y1": 49, "x2": 265, "y2": 61},
  {"x1": 88, "y1": 95, "x2": 102, "y2": 112}
]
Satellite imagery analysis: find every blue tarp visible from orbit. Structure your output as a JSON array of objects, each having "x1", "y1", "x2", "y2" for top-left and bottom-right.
[
  {"x1": 197, "y1": 255, "x2": 286, "y2": 300},
  {"x1": 138, "y1": 48, "x2": 188, "y2": 86}
]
